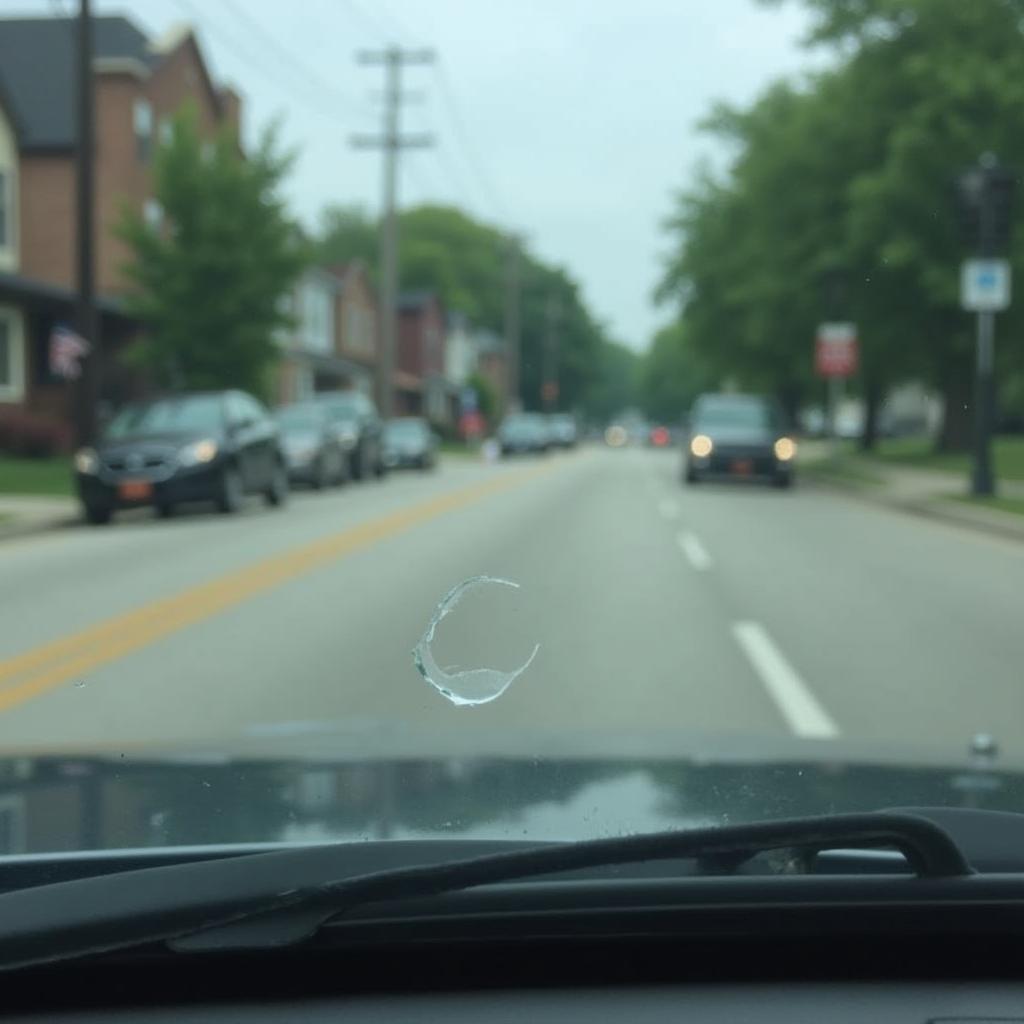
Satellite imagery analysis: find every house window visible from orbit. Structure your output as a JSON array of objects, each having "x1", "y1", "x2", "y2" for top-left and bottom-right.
[
  {"x1": 0, "y1": 308, "x2": 25, "y2": 402},
  {"x1": 143, "y1": 199, "x2": 162, "y2": 229},
  {"x1": 133, "y1": 99, "x2": 153, "y2": 161}
]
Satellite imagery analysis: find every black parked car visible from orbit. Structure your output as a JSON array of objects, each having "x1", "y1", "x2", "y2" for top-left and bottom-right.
[
  {"x1": 73, "y1": 391, "x2": 289, "y2": 524},
  {"x1": 382, "y1": 417, "x2": 438, "y2": 470},
  {"x1": 274, "y1": 402, "x2": 348, "y2": 488},
  {"x1": 684, "y1": 392, "x2": 796, "y2": 488},
  {"x1": 314, "y1": 390, "x2": 387, "y2": 480}
]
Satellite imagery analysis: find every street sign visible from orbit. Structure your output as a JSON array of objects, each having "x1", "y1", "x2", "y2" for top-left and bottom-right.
[
  {"x1": 961, "y1": 258, "x2": 1011, "y2": 312},
  {"x1": 459, "y1": 386, "x2": 478, "y2": 413},
  {"x1": 815, "y1": 322, "x2": 858, "y2": 378}
]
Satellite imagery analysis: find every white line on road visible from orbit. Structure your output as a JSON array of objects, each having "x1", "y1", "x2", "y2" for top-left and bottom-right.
[
  {"x1": 658, "y1": 498, "x2": 680, "y2": 520},
  {"x1": 731, "y1": 621, "x2": 839, "y2": 740},
  {"x1": 677, "y1": 531, "x2": 712, "y2": 570}
]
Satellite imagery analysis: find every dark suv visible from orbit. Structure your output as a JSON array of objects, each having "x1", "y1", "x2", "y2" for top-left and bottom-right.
[
  {"x1": 73, "y1": 391, "x2": 289, "y2": 523},
  {"x1": 684, "y1": 393, "x2": 796, "y2": 488},
  {"x1": 314, "y1": 390, "x2": 387, "y2": 480}
]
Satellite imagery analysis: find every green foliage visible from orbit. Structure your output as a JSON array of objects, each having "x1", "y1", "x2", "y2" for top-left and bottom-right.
[
  {"x1": 117, "y1": 106, "x2": 306, "y2": 399},
  {"x1": 657, "y1": 0, "x2": 1024, "y2": 449},
  {"x1": 467, "y1": 371, "x2": 499, "y2": 423},
  {"x1": 585, "y1": 340, "x2": 640, "y2": 423},
  {"x1": 639, "y1": 323, "x2": 716, "y2": 423},
  {"x1": 314, "y1": 203, "x2": 615, "y2": 416}
]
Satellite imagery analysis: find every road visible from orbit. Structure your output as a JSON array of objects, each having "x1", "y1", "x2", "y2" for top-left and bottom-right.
[{"x1": 0, "y1": 446, "x2": 1022, "y2": 764}]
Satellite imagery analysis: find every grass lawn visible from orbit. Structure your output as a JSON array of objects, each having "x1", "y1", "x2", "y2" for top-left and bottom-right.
[
  {"x1": 872, "y1": 436, "x2": 1024, "y2": 481},
  {"x1": 948, "y1": 493, "x2": 1024, "y2": 517},
  {"x1": 0, "y1": 456, "x2": 73, "y2": 496},
  {"x1": 801, "y1": 451, "x2": 885, "y2": 488}
]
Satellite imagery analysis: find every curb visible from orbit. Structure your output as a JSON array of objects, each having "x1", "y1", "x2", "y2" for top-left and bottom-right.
[
  {"x1": 0, "y1": 513, "x2": 78, "y2": 544},
  {"x1": 804, "y1": 470, "x2": 1024, "y2": 543}
]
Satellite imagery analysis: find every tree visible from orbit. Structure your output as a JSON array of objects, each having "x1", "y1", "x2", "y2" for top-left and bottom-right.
[
  {"x1": 639, "y1": 323, "x2": 716, "y2": 424},
  {"x1": 659, "y1": 0, "x2": 1024, "y2": 450},
  {"x1": 118, "y1": 106, "x2": 306, "y2": 399},
  {"x1": 315, "y1": 202, "x2": 613, "y2": 417}
]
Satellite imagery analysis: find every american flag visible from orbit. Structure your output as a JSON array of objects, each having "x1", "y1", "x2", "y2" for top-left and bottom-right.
[{"x1": 49, "y1": 324, "x2": 91, "y2": 380}]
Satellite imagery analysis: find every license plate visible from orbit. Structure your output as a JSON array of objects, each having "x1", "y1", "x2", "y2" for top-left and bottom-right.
[
  {"x1": 731, "y1": 459, "x2": 754, "y2": 476},
  {"x1": 118, "y1": 480, "x2": 153, "y2": 501}
]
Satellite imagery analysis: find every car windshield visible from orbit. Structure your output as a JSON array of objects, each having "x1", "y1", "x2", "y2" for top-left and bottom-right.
[
  {"x1": 104, "y1": 395, "x2": 225, "y2": 438},
  {"x1": 385, "y1": 419, "x2": 427, "y2": 439},
  {"x1": 2, "y1": 1, "x2": 1022, "y2": 874},
  {"x1": 275, "y1": 406, "x2": 323, "y2": 432},
  {"x1": 693, "y1": 399, "x2": 774, "y2": 432}
]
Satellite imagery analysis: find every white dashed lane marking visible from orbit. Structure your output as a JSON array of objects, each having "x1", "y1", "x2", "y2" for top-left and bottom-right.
[
  {"x1": 677, "y1": 531, "x2": 712, "y2": 571},
  {"x1": 732, "y1": 621, "x2": 839, "y2": 739}
]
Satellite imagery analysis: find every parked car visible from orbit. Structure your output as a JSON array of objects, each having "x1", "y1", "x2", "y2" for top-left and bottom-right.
[
  {"x1": 274, "y1": 402, "x2": 348, "y2": 488},
  {"x1": 383, "y1": 417, "x2": 438, "y2": 470},
  {"x1": 314, "y1": 390, "x2": 387, "y2": 480},
  {"x1": 73, "y1": 390, "x2": 288, "y2": 524},
  {"x1": 547, "y1": 413, "x2": 578, "y2": 449},
  {"x1": 498, "y1": 413, "x2": 549, "y2": 455},
  {"x1": 684, "y1": 392, "x2": 796, "y2": 488}
]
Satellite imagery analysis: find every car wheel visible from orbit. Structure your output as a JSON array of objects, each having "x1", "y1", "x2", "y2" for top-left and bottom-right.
[
  {"x1": 83, "y1": 503, "x2": 112, "y2": 526},
  {"x1": 332, "y1": 450, "x2": 348, "y2": 486},
  {"x1": 684, "y1": 466, "x2": 699, "y2": 485},
  {"x1": 350, "y1": 442, "x2": 367, "y2": 481},
  {"x1": 772, "y1": 473, "x2": 793, "y2": 490},
  {"x1": 217, "y1": 466, "x2": 244, "y2": 514},
  {"x1": 155, "y1": 503, "x2": 175, "y2": 519},
  {"x1": 312, "y1": 457, "x2": 329, "y2": 491},
  {"x1": 265, "y1": 461, "x2": 289, "y2": 507}
]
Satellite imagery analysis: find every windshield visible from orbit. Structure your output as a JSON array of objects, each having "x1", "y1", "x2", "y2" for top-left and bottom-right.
[
  {"x1": 275, "y1": 405, "x2": 324, "y2": 432},
  {"x1": 693, "y1": 398, "x2": 775, "y2": 432},
  {"x1": 2, "y1": 1, "x2": 1023, "y2": 865},
  {"x1": 105, "y1": 395, "x2": 225, "y2": 438},
  {"x1": 385, "y1": 419, "x2": 428, "y2": 439}
]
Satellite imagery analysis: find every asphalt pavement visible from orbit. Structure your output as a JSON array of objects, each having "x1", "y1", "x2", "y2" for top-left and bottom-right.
[{"x1": 0, "y1": 446, "x2": 1022, "y2": 764}]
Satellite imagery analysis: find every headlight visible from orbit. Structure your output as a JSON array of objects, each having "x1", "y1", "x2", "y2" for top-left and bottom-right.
[
  {"x1": 334, "y1": 424, "x2": 358, "y2": 448},
  {"x1": 179, "y1": 438, "x2": 219, "y2": 466},
  {"x1": 73, "y1": 447, "x2": 98, "y2": 474},
  {"x1": 773, "y1": 437, "x2": 797, "y2": 461},
  {"x1": 689, "y1": 434, "x2": 713, "y2": 458}
]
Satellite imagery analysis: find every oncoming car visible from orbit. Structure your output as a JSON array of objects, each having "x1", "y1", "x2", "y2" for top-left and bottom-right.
[{"x1": 684, "y1": 393, "x2": 796, "y2": 488}]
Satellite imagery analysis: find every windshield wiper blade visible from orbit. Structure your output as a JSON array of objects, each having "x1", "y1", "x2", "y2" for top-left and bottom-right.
[{"x1": 0, "y1": 812, "x2": 970, "y2": 970}]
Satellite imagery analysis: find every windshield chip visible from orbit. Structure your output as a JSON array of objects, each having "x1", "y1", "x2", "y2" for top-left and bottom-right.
[{"x1": 413, "y1": 576, "x2": 539, "y2": 707}]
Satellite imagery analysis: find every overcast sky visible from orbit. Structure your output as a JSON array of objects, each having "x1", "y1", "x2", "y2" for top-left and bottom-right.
[{"x1": 10, "y1": 0, "x2": 824, "y2": 349}]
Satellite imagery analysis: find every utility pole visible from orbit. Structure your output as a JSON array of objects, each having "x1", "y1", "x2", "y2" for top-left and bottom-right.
[
  {"x1": 957, "y1": 153, "x2": 1014, "y2": 497},
  {"x1": 503, "y1": 233, "x2": 522, "y2": 412},
  {"x1": 74, "y1": 0, "x2": 98, "y2": 447},
  {"x1": 352, "y1": 47, "x2": 434, "y2": 419},
  {"x1": 542, "y1": 293, "x2": 560, "y2": 412}
]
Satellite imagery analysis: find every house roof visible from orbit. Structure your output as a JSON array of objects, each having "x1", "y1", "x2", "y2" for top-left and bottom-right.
[
  {"x1": 0, "y1": 16, "x2": 155, "y2": 150},
  {"x1": 398, "y1": 289, "x2": 437, "y2": 313}
]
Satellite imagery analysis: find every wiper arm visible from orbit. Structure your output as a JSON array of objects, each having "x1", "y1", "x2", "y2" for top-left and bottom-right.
[{"x1": 0, "y1": 812, "x2": 970, "y2": 970}]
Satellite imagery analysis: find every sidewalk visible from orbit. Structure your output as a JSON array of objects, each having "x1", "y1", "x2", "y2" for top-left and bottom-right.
[
  {"x1": 0, "y1": 495, "x2": 79, "y2": 542},
  {"x1": 803, "y1": 446, "x2": 1024, "y2": 542}
]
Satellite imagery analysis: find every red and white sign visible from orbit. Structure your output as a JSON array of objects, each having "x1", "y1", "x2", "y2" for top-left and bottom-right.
[{"x1": 815, "y1": 322, "x2": 858, "y2": 378}]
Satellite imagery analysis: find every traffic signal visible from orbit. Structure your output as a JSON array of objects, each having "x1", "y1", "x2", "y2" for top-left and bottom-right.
[{"x1": 956, "y1": 157, "x2": 1016, "y2": 254}]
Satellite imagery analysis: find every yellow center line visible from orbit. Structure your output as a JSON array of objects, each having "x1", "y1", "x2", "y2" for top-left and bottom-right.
[{"x1": 0, "y1": 463, "x2": 553, "y2": 715}]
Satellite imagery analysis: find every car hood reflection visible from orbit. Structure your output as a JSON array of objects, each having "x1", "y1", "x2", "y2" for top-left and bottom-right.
[{"x1": 0, "y1": 728, "x2": 1016, "y2": 855}]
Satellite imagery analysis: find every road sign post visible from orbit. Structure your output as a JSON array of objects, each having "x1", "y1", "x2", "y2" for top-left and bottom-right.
[
  {"x1": 957, "y1": 154, "x2": 1015, "y2": 497},
  {"x1": 815, "y1": 322, "x2": 858, "y2": 451}
]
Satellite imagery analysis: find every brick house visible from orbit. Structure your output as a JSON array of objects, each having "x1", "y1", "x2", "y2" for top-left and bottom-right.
[
  {"x1": 397, "y1": 290, "x2": 448, "y2": 421},
  {"x1": 274, "y1": 261, "x2": 380, "y2": 406},
  {"x1": 0, "y1": 15, "x2": 240, "y2": 441}
]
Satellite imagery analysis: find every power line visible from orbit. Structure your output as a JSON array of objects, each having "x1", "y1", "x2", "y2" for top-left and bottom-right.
[
  {"x1": 339, "y1": 0, "x2": 402, "y2": 45},
  {"x1": 433, "y1": 63, "x2": 507, "y2": 221},
  {"x1": 169, "y1": 0, "x2": 358, "y2": 127},
  {"x1": 218, "y1": 0, "x2": 363, "y2": 116}
]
